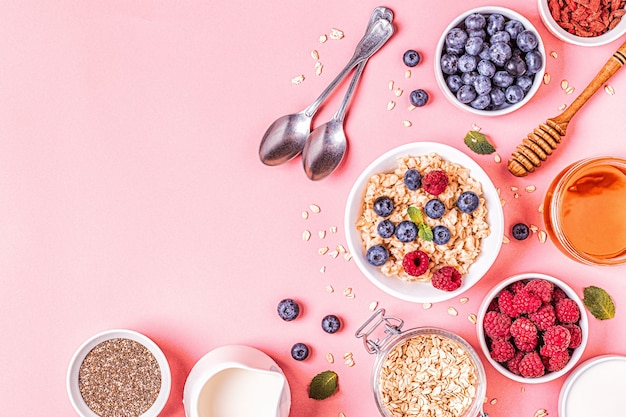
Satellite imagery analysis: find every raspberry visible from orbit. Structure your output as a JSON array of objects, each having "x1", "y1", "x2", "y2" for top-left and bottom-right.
[
  {"x1": 528, "y1": 303, "x2": 556, "y2": 331},
  {"x1": 542, "y1": 325, "x2": 571, "y2": 356},
  {"x1": 544, "y1": 349, "x2": 570, "y2": 372},
  {"x1": 513, "y1": 289, "x2": 542, "y2": 315},
  {"x1": 514, "y1": 334, "x2": 538, "y2": 352},
  {"x1": 510, "y1": 317, "x2": 537, "y2": 341},
  {"x1": 431, "y1": 266, "x2": 462, "y2": 292},
  {"x1": 519, "y1": 351, "x2": 545, "y2": 378},
  {"x1": 555, "y1": 298, "x2": 580, "y2": 323},
  {"x1": 487, "y1": 297, "x2": 499, "y2": 312},
  {"x1": 552, "y1": 287, "x2": 567, "y2": 303},
  {"x1": 422, "y1": 170, "x2": 448, "y2": 195},
  {"x1": 489, "y1": 340, "x2": 515, "y2": 362},
  {"x1": 525, "y1": 279, "x2": 554, "y2": 303},
  {"x1": 402, "y1": 250, "x2": 429, "y2": 276},
  {"x1": 562, "y1": 323, "x2": 583, "y2": 349},
  {"x1": 508, "y1": 280, "x2": 526, "y2": 294},
  {"x1": 497, "y1": 290, "x2": 519, "y2": 317},
  {"x1": 483, "y1": 311, "x2": 512, "y2": 341},
  {"x1": 506, "y1": 351, "x2": 525, "y2": 375}
]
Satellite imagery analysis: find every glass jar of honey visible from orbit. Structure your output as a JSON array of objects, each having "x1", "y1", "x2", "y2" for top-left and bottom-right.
[{"x1": 544, "y1": 156, "x2": 626, "y2": 265}]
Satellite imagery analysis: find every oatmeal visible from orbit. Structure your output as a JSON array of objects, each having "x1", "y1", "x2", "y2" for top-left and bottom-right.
[{"x1": 356, "y1": 153, "x2": 490, "y2": 282}]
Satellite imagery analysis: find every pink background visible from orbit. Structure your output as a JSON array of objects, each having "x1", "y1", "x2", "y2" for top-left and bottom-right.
[{"x1": 1, "y1": 1, "x2": 624, "y2": 416}]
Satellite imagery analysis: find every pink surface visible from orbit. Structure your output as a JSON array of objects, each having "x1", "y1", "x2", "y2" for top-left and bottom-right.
[{"x1": 0, "y1": 1, "x2": 624, "y2": 416}]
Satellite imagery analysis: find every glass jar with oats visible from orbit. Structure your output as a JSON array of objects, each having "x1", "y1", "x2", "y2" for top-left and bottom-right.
[{"x1": 356, "y1": 309, "x2": 487, "y2": 417}]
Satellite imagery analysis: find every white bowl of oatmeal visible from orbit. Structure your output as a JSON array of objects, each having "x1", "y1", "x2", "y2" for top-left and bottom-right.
[{"x1": 344, "y1": 142, "x2": 504, "y2": 303}]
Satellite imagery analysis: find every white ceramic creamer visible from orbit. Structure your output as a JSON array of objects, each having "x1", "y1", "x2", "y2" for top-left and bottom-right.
[{"x1": 183, "y1": 345, "x2": 291, "y2": 417}]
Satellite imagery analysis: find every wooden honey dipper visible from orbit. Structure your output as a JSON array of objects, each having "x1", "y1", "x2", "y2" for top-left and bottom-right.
[{"x1": 508, "y1": 40, "x2": 626, "y2": 177}]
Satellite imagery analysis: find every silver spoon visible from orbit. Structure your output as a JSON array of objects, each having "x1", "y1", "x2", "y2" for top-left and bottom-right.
[
  {"x1": 258, "y1": 9, "x2": 394, "y2": 166},
  {"x1": 302, "y1": 21, "x2": 394, "y2": 180}
]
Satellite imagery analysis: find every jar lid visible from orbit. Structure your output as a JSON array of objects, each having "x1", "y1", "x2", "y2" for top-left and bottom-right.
[{"x1": 559, "y1": 355, "x2": 626, "y2": 417}]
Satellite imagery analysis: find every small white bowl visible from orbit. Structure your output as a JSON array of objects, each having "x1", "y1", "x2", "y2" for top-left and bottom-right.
[
  {"x1": 67, "y1": 329, "x2": 171, "y2": 417},
  {"x1": 344, "y1": 142, "x2": 504, "y2": 304},
  {"x1": 477, "y1": 273, "x2": 588, "y2": 383},
  {"x1": 435, "y1": 6, "x2": 546, "y2": 116},
  {"x1": 538, "y1": 0, "x2": 626, "y2": 46}
]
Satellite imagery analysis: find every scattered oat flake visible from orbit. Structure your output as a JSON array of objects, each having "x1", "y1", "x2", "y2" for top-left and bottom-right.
[
  {"x1": 387, "y1": 100, "x2": 396, "y2": 110},
  {"x1": 315, "y1": 63, "x2": 323, "y2": 76},
  {"x1": 388, "y1": 80, "x2": 394, "y2": 90},
  {"x1": 336, "y1": 244, "x2": 346, "y2": 253},
  {"x1": 329, "y1": 250, "x2": 339, "y2": 259},
  {"x1": 448, "y1": 307, "x2": 458, "y2": 316},
  {"x1": 319, "y1": 247, "x2": 329, "y2": 255},
  {"x1": 343, "y1": 352, "x2": 353, "y2": 359},
  {"x1": 318, "y1": 230, "x2": 326, "y2": 239},
  {"x1": 510, "y1": 186, "x2": 519, "y2": 191},
  {"x1": 326, "y1": 285, "x2": 334, "y2": 293},
  {"x1": 500, "y1": 198, "x2": 506, "y2": 206},
  {"x1": 605, "y1": 85, "x2": 615, "y2": 95},
  {"x1": 320, "y1": 266, "x2": 326, "y2": 273},
  {"x1": 471, "y1": 123, "x2": 481, "y2": 131},
  {"x1": 460, "y1": 297, "x2": 469, "y2": 304},
  {"x1": 303, "y1": 230, "x2": 311, "y2": 241},
  {"x1": 503, "y1": 235, "x2": 510, "y2": 244},
  {"x1": 345, "y1": 293, "x2": 355, "y2": 299},
  {"x1": 407, "y1": 104, "x2": 416, "y2": 111},
  {"x1": 345, "y1": 358, "x2": 355, "y2": 367},
  {"x1": 369, "y1": 301, "x2": 378, "y2": 311},
  {"x1": 566, "y1": 86, "x2": 575, "y2": 95},
  {"x1": 535, "y1": 409, "x2": 548, "y2": 417},
  {"x1": 394, "y1": 87, "x2": 403, "y2": 97},
  {"x1": 530, "y1": 224, "x2": 539, "y2": 233},
  {"x1": 538, "y1": 230, "x2": 547, "y2": 243},
  {"x1": 339, "y1": 413, "x2": 346, "y2": 417},
  {"x1": 405, "y1": 70, "x2": 411, "y2": 78},
  {"x1": 490, "y1": 398, "x2": 498, "y2": 405},
  {"x1": 343, "y1": 287, "x2": 352, "y2": 296},
  {"x1": 423, "y1": 303, "x2": 432, "y2": 310},
  {"x1": 468, "y1": 313, "x2": 477, "y2": 324},
  {"x1": 402, "y1": 120, "x2": 412, "y2": 127},
  {"x1": 561, "y1": 80, "x2": 569, "y2": 90},
  {"x1": 525, "y1": 185, "x2": 537, "y2": 193},
  {"x1": 496, "y1": 188, "x2": 501, "y2": 196},
  {"x1": 311, "y1": 50, "x2": 319, "y2": 60},
  {"x1": 550, "y1": 51, "x2": 558, "y2": 59},
  {"x1": 329, "y1": 226, "x2": 338, "y2": 233},
  {"x1": 309, "y1": 204, "x2": 321, "y2": 213},
  {"x1": 326, "y1": 353, "x2": 334, "y2": 363},
  {"x1": 344, "y1": 252, "x2": 353, "y2": 261},
  {"x1": 559, "y1": 104, "x2": 567, "y2": 111},
  {"x1": 538, "y1": 203, "x2": 544, "y2": 213},
  {"x1": 302, "y1": 211, "x2": 309, "y2": 220},
  {"x1": 319, "y1": 34, "x2": 327, "y2": 43},
  {"x1": 514, "y1": 192, "x2": 519, "y2": 199},
  {"x1": 494, "y1": 153, "x2": 501, "y2": 163},
  {"x1": 543, "y1": 73, "x2": 551, "y2": 85},
  {"x1": 291, "y1": 75, "x2": 305, "y2": 85},
  {"x1": 329, "y1": 28, "x2": 344, "y2": 40}
]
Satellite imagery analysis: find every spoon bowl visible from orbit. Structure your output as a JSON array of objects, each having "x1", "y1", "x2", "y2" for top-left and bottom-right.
[
  {"x1": 259, "y1": 111, "x2": 312, "y2": 166},
  {"x1": 302, "y1": 118, "x2": 348, "y2": 181}
]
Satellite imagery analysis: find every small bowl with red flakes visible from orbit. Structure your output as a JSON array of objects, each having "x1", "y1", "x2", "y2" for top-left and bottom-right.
[{"x1": 477, "y1": 273, "x2": 588, "y2": 383}]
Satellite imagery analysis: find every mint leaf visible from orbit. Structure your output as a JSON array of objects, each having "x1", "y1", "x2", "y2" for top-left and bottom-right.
[
  {"x1": 308, "y1": 370, "x2": 338, "y2": 400},
  {"x1": 418, "y1": 223, "x2": 433, "y2": 241},
  {"x1": 583, "y1": 286, "x2": 615, "y2": 320},
  {"x1": 407, "y1": 206, "x2": 423, "y2": 224},
  {"x1": 464, "y1": 131, "x2": 496, "y2": 155}
]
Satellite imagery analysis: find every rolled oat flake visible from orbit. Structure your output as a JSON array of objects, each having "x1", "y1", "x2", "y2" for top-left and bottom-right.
[{"x1": 78, "y1": 338, "x2": 161, "y2": 417}]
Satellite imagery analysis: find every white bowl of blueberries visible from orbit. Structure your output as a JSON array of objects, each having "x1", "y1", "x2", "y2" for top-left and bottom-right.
[{"x1": 435, "y1": 6, "x2": 546, "y2": 116}]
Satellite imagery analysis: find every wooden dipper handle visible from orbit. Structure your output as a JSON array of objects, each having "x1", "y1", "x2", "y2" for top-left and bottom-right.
[{"x1": 507, "y1": 40, "x2": 626, "y2": 177}]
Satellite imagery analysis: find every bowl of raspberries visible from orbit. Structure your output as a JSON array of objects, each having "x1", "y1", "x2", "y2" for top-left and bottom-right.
[{"x1": 477, "y1": 273, "x2": 588, "y2": 383}]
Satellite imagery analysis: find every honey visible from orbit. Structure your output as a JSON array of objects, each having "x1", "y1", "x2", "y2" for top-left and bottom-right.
[{"x1": 544, "y1": 157, "x2": 626, "y2": 265}]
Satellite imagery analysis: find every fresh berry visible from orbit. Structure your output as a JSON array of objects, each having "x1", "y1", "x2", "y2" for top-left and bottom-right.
[
  {"x1": 562, "y1": 323, "x2": 583, "y2": 349},
  {"x1": 552, "y1": 287, "x2": 568, "y2": 303},
  {"x1": 402, "y1": 250, "x2": 430, "y2": 276},
  {"x1": 525, "y1": 50, "x2": 543, "y2": 74},
  {"x1": 403, "y1": 49, "x2": 421, "y2": 67},
  {"x1": 366, "y1": 245, "x2": 389, "y2": 266},
  {"x1": 409, "y1": 89, "x2": 429, "y2": 107},
  {"x1": 395, "y1": 221, "x2": 418, "y2": 243},
  {"x1": 508, "y1": 280, "x2": 526, "y2": 294},
  {"x1": 505, "y1": 19, "x2": 525, "y2": 39},
  {"x1": 512, "y1": 289, "x2": 542, "y2": 315},
  {"x1": 510, "y1": 317, "x2": 537, "y2": 342},
  {"x1": 483, "y1": 311, "x2": 512, "y2": 341},
  {"x1": 514, "y1": 334, "x2": 538, "y2": 352},
  {"x1": 440, "y1": 53, "x2": 459, "y2": 75},
  {"x1": 506, "y1": 350, "x2": 525, "y2": 375},
  {"x1": 516, "y1": 30, "x2": 539, "y2": 52},
  {"x1": 544, "y1": 349, "x2": 570, "y2": 372},
  {"x1": 321, "y1": 314, "x2": 341, "y2": 333},
  {"x1": 373, "y1": 196, "x2": 394, "y2": 217},
  {"x1": 519, "y1": 351, "x2": 545, "y2": 378},
  {"x1": 431, "y1": 266, "x2": 462, "y2": 291},
  {"x1": 505, "y1": 55, "x2": 527, "y2": 77},
  {"x1": 497, "y1": 290, "x2": 519, "y2": 317},
  {"x1": 465, "y1": 13, "x2": 486, "y2": 30},
  {"x1": 424, "y1": 199, "x2": 446, "y2": 219},
  {"x1": 528, "y1": 303, "x2": 556, "y2": 331},
  {"x1": 542, "y1": 325, "x2": 571, "y2": 356},
  {"x1": 457, "y1": 84, "x2": 477, "y2": 104},
  {"x1": 377, "y1": 220, "x2": 395, "y2": 238},
  {"x1": 446, "y1": 28, "x2": 468, "y2": 49},
  {"x1": 490, "y1": 339, "x2": 515, "y2": 362},
  {"x1": 291, "y1": 343, "x2": 310, "y2": 361},
  {"x1": 277, "y1": 299, "x2": 300, "y2": 321},
  {"x1": 422, "y1": 170, "x2": 449, "y2": 195},
  {"x1": 525, "y1": 279, "x2": 554, "y2": 303},
  {"x1": 465, "y1": 36, "x2": 484, "y2": 56},
  {"x1": 505, "y1": 85, "x2": 525, "y2": 104},
  {"x1": 432, "y1": 225, "x2": 451, "y2": 245},
  {"x1": 555, "y1": 298, "x2": 580, "y2": 323},
  {"x1": 487, "y1": 13, "x2": 506, "y2": 35},
  {"x1": 456, "y1": 191, "x2": 480, "y2": 213},
  {"x1": 511, "y1": 223, "x2": 530, "y2": 240},
  {"x1": 404, "y1": 169, "x2": 422, "y2": 190}
]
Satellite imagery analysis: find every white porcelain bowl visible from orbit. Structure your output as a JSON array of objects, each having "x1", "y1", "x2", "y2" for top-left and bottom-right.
[
  {"x1": 477, "y1": 273, "x2": 588, "y2": 383},
  {"x1": 67, "y1": 329, "x2": 171, "y2": 417},
  {"x1": 344, "y1": 142, "x2": 504, "y2": 303},
  {"x1": 435, "y1": 6, "x2": 546, "y2": 116},
  {"x1": 538, "y1": 0, "x2": 626, "y2": 46}
]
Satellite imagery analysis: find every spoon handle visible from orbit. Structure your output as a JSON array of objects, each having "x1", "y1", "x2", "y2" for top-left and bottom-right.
[{"x1": 334, "y1": 61, "x2": 366, "y2": 122}]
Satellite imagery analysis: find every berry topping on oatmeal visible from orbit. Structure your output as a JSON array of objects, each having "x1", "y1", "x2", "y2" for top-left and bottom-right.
[
  {"x1": 402, "y1": 250, "x2": 430, "y2": 276},
  {"x1": 422, "y1": 170, "x2": 449, "y2": 195}
]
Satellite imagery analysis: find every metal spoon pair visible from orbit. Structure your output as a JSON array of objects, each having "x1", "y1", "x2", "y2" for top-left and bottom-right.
[{"x1": 258, "y1": 7, "x2": 394, "y2": 180}]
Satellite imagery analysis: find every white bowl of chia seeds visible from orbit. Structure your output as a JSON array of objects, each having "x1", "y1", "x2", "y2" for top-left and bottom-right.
[{"x1": 66, "y1": 329, "x2": 171, "y2": 417}]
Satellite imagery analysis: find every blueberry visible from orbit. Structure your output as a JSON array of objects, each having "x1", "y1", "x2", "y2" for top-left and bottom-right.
[
  {"x1": 432, "y1": 225, "x2": 451, "y2": 245},
  {"x1": 457, "y1": 191, "x2": 480, "y2": 213},
  {"x1": 477, "y1": 59, "x2": 496, "y2": 78},
  {"x1": 512, "y1": 222, "x2": 530, "y2": 240},
  {"x1": 525, "y1": 50, "x2": 543, "y2": 74},
  {"x1": 404, "y1": 169, "x2": 422, "y2": 190},
  {"x1": 373, "y1": 196, "x2": 394, "y2": 217},
  {"x1": 505, "y1": 20, "x2": 525, "y2": 40},
  {"x1": 468, "y1": 29, "x2": 487, "y2": 40},
  {"x1": 490, "y1": 87, "x2": 506, "y2": 106},
  {"x1": 505, "y1": 55, "x2": 527, "y2": 76},
  {"x1": 516, "y1": 75, "x2": 533, "y2": 92},
  {"x1": 479, "y1": 43, "x2": 492, "y2": 60},
  {"x1": 470, "y1": 94, "x2": 491, "y2": 110},
  {"x1": 395, "y1": 221, "x2": 418, "y2": 242},
  {"x1": 366, "y1": 245, "x2": 389, "y2": 266},
  {"x1": 440, "y1": 53, "x2": 459, "y2": 75},
  {"x1": 377, "y1": 219, "x2": 395, "y2": 238},
  {"x1": 490, "y1": 30, "x2": 511, "y2": 44},
  {"x1": 446, "y1": 28, "x2": 468, "y2": 49},
  {"x1": 489, "y1": 42, "x2": 512, "y2": 66},
  {"x1": 291, "y1": 343, "x2": 310, "y2": 361},
  {"x1": 456, "y1": 84, "x2": 477, "y2": 104},
  {"x1": 473, "y1": 74, "x2": 492, "y2": 95},
  {"x1": 403, "y1": 49, "x2": 421, "y2": 67},
  {"x1": 409, "y1": 89, "x2": 429, "y2": 107},
  {"x1": 516, "y1": 30, "x2": 538, "y2": 52},
  {"x1": 424, "y1": 199, "x2": 446, "y2": 219},
  {"x1": 446, "y1": 75, "x2": 463, "y2": 93},
  {"x1": 465, "y1": 13, "x2": 486, "y2": 30},
  {"x1": 487, "y1": 13, "x2": 506, "y2": 35},
  {"x1": 505, "y1": 84, "x2": 525, "y2": 104},
  {"x1": 446, "y1": 46, "x2": 464, "y2": 55},
  {"x1": 465, "y1": 36, "x2": 484, "y2": 56},
  {"x1": 493, "y1": 70, "x2": 514, "y2": 88},
  {"x1": 321, "y1": 314, "x2": 341, "y2": 334},
  {"x1": 458, "y1": 54, "x2": 477, "y2": 72},
  {"x1": 277, "y1": 299, "x2": 300, "y2": 321},
  {"x1": 461, "y1": 71, "x2": 479, "y2": 86}
]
